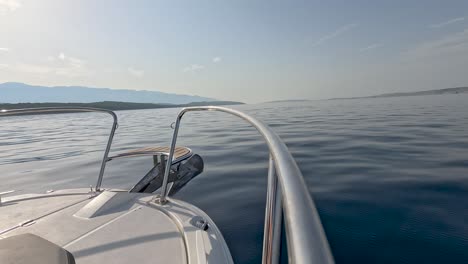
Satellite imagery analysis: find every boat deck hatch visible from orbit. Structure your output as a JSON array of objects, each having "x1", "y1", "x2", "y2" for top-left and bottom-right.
[{"x1": 0, "y1": 233, "x2": 75, "y2": 264}]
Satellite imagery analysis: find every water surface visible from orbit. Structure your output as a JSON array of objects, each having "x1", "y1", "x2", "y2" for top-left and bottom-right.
[{"x1": 1, "y1": 95, "x2": 468, "y2": 263}]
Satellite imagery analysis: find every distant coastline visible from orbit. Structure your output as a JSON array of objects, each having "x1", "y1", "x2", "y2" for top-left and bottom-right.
[
  {"x1": 262, "y1": 86, "x2": 468, "y2": 104},
  {"x1": 0, "y1": 82, "x2": 216, "y2": 104},
  {"x1": 0, "y1": 100, "x2": 244, "y2": 112},
  {"x1": 264, "y1": 99, "x2": 311, "y2": 103},
  {"x1": 329, "y1": 86, "x2": 468, "y2": 101}
]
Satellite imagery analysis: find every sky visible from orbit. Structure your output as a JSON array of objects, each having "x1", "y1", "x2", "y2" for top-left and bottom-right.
[{"x1": 1, "y1": 0, "x2": 468, "y2": 103}]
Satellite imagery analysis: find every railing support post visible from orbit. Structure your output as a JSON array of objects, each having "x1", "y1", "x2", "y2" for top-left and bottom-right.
[
  {"x1": 158, "y1": 115, "x2": 182, "y2": 204},
  {"x1": 95, "y1": 119, "x2": 118, "y2": 191},
  {"x1": 262, "y1": 155, "x2": 283, "y2": 264}
]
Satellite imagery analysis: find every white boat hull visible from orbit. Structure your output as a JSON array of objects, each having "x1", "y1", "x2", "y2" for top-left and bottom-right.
[{"x1": 0, "y1": 189, "x2": 233, "y2": 264}]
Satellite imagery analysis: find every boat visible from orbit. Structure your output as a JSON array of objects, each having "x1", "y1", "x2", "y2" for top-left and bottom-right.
[{"x1": 0, "y1": 106, "x2": 334, "y2": 264}]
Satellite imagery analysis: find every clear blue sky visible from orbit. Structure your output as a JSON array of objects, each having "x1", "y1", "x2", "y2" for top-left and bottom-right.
[{"x1": 1, "y1": 0, "x2": 468, "y2": 102}]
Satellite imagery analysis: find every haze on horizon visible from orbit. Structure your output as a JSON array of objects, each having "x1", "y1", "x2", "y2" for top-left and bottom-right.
[{"x1": 1, "y1": 0, "x2": 468, "y2": 103}]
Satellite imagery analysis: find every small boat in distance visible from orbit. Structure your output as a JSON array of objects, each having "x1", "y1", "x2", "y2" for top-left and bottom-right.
[{"x1": 0, "y1": 106, "x2": 334, "y2": 264}]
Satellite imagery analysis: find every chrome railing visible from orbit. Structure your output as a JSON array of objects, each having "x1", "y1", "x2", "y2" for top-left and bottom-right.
[
  {"x1": 0, "y1": 107, "x2": 118, "y2": 191},
  {"x1": 157, "y1": 106, "x2": 334, "y2": 264}
]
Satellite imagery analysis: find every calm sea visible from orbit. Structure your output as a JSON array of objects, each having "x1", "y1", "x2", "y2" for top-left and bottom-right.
[{"x1": 1, "y1": 95, "x2": 468, "y2": 263}]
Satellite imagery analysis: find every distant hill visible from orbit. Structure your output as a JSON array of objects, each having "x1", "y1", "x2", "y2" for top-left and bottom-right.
[
  {"x1": 0, "y1": 82, "x2": 215, "y2": 104},
  {"x1": 0, "y1": 101, "x2": 244, "y2": 112},
  {"x1": 330, "y1": 86, "x2": 468, "y2": 100},
  {"x1": 368, "y1": 87, "x2": 468, "y2": 98}
]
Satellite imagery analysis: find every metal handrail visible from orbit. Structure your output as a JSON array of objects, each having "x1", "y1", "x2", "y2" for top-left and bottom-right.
[
  {"x1": 158, "y1": 106, "x2": 334, "y2": 264},
  {"x1": 0, "y1": 107, "x2": 118, "y2": 191}
]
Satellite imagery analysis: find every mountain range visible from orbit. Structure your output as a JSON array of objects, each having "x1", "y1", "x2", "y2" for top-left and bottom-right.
[{"x1": 0, "y1": 82, "x2": 215, "y2": 104}]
